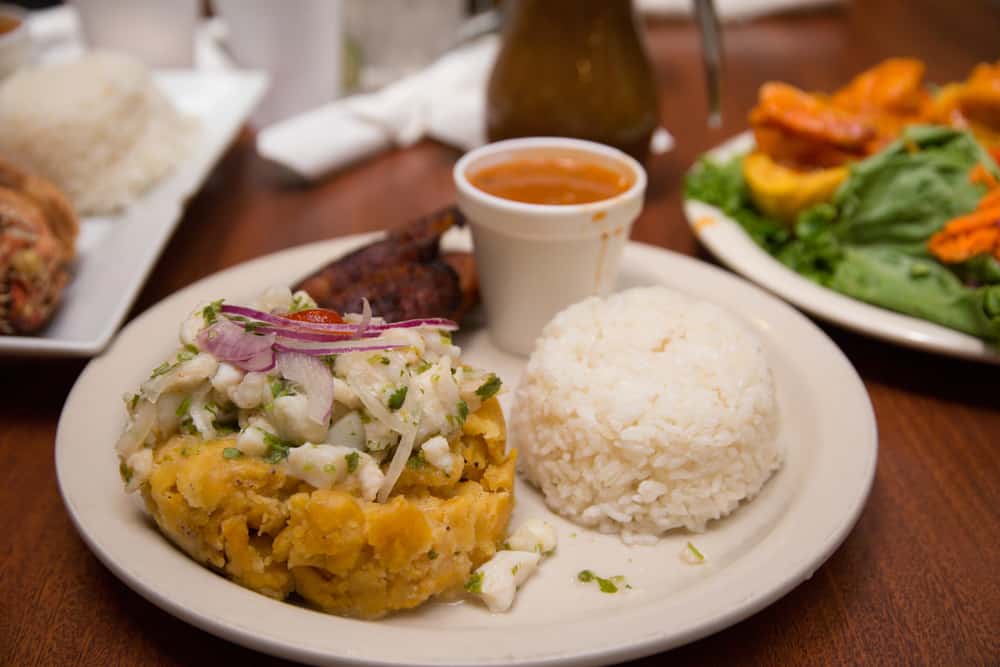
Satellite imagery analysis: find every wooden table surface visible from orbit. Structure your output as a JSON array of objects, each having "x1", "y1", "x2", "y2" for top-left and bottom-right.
[{"x1": 3, "y1": 1, "x2": 999, "y2": 665}]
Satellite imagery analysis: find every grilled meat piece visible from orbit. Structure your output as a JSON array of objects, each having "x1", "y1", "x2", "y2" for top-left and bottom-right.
[{"x1": 294, "y1": 207, "x2": 479, "y2": 323}]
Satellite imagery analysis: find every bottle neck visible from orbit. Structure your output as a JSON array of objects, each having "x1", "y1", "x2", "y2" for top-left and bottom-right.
[{"x1": 502, "y1": 0, "x2": 640, "y2": 43}]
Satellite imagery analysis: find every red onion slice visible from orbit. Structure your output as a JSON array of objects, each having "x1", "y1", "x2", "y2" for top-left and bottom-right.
[
  {"x1": 254, "y1": 326, "x2": 382, "y2": 342},
  {"x1": 220, "y1": 304, "x2": 458, "y2": 335},
  {"x1": 198, "y1": 318, "x2": 276, "y2": 371},
  {"x1": 222, "y1": 305, "x2": 358, "y2": 334},
  {"x1": 240, "y1": 348, "x2": 277, "y2": 372},
  {"x1": 276, "y1": 350, "x2": 334, "y2": 425},
  {"x1": 273, "y1": 342, "x2": 406, "y2": 356}
]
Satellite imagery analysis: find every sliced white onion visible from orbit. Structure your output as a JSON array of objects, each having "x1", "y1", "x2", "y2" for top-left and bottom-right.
[
  {"x1": 377, "y1": 424, "x2": 418, "y2": 503},
  {"x1": 115, "y1": 399, "x2": 157, "y2": 457},
  {"x1": 354, "y1": 297, "x2": 372, "y2": 339},
  {"x1": 276, "y1": 350, "x2": 335, "y2": 425},
  {"x1": 188, "y1": 385, "x2": 217, "y2": 439}
]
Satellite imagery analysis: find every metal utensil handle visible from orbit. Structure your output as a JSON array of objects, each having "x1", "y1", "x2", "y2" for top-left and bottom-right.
[{"x1": 693, "y1": 0, "x2": 723, "y2": 128}]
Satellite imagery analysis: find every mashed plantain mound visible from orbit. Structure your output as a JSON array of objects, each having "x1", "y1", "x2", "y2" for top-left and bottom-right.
[
  {"x1": 142, "y1": 398, "x2": 513, "y2": 619},
  {"x1": 116, "y1": 288, "x2": 515, "y2": 618}
]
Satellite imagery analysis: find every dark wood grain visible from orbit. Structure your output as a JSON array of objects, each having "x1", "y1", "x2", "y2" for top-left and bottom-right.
[{"x1": 3, "y1": 1, "x2": 999, "y2": 665}]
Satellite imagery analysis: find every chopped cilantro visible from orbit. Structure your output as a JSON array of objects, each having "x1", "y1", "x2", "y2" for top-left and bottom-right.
[
  {"x1": 323, "y1": 463, "x2": 337, "y2": 474},
  {"x1": 577, "y1": 570, "x2": 624, "y2": 593},
  {"x1": 175, "y1": 396, "x2": 192, "y2": 418},
  {"x1": 346, "y1": 451, "x2": 360, "y2": 473},
  {"x1": 407, "y1": 451, "x2": 426, "y2": 469},
  {"x1": 475, "y1": 374, "x2": 501, "y2": 400},
  {"x1": 598, "y1": 578, "x2": 618, "y2": 594},
  {"x1": 387, "y1": 386, "x2": 407, "y2": 410},
  {"x1": 118, "y1": 461, "x2": 134, "y2": 484},
  {"x1": 289, "y1": 292, "x2": 315, "y2": 313},
  {"x1": 439, "y1": 330, "x2": 452, "y2": 345},
  {"x1": 511, "y1": 565, "x2": 520, "y2": 576},
  {"x1": 202, "y1": 299, "x2": 223, "y2": 325},
  {"x1": 222, "y1": 447, "x2": 243, "y2": 460},
  {"x1": 125, "y1": 393, "x2": 140, "y2": 410},
  {"x1": 456, "y1": 400, "x2": 469, "y2": 423},
  {"x1": 414, "y1": 360, "x2": 432, "y2": 374},
  {"x1": 183, "y1": 343, "x2": 199, "y2": 355},
  {"x1": 262, "y1": 432, "x2": 293, "y2": 463},
  {"x1": 149, "y1": 360, "x2": 173, "y2": 378},
  {"x1": 270, "y1": 378, "x2": 292, "y2": 399},
  {"x1": 243, "y1": 320, "x2": 262, "y2": 333},
  {"x1": 214, "y1": 423, "x2": 237, "y2": 436},
  {"x1": 321, "y1": 354, "x2": 337, "y2": 370},
  {"x1": 358, "y1": 410, "x2": 372, "y2": 424},
  {"x1": 464, "y1": 572, "x2": 483, "y2": 593},
  {"x1": 369, "y1": 354, "x2": 390, "y2": 366},
  {"x1": 428, "y1": 549, "x2": 439, "y2": 560}
]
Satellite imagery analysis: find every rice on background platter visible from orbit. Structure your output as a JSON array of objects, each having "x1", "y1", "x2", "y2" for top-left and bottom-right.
[{"x1": 513, "y1": 286, "x2": 783, "y2": 545}]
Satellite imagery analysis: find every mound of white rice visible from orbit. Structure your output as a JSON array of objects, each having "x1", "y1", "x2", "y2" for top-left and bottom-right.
[
  {"x1": 512, "y1": 286, "x2": 782, "y2": 545},
  {"x1": 0, "y1": 51, "x2": 196, "y2": 215}
]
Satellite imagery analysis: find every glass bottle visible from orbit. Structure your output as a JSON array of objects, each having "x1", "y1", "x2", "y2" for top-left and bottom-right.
[{"x1": 486, "y1": 0, "x2": 659, "y2": 162}]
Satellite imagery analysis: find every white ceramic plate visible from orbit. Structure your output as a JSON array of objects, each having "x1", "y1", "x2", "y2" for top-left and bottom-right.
[
  {"x1": 684, "y1": 132, "x2": 1000, "y2": 365},
  {"x1": 0, "y1": 69, "x2": 267, "y2": 358},
  {"x1": 57, "y1": 234, "x2": 877, "y2": 666}
]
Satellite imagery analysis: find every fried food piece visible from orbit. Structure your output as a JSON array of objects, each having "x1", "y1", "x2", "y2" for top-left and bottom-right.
[
  {"x1": 0, "y1": 163, "x2": 79, "y2": 334},
  {"x1": 742, "y1": 152, "x2": 848, "y2": 224},
  {"x1": 141, "y1": 398, "x2": 514, "y2": 619},
  {"x1": 931, "y1": 61, "x2": 1000, "y2": 146},
  {"x1": 928, "y1": 165, "x2": 1000, "y2": 263},
  {"x1": 295, "y1": 207, "x2": 479, "y2": 323},
  {"x1": 750, "y1": 82, "x2": 875, "y2": 169},
  {"x1": 831, "y1": 58, "x2": 931, "y2": 150}
]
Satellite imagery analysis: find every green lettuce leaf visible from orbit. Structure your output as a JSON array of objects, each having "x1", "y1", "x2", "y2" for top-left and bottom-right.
[
  {"x1": 831, "y1": 125, "x2": 997, "y2": 253},
  {"x1": 684, "y1": 157, "x2": 790, "y2": 254},
  {"x1": 829, "y1": 246, "x2": 1000, "y2": 339}
]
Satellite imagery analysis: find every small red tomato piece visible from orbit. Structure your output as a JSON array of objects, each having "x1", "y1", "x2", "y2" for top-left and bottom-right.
[{"x1": 288, "y1": 308, "x2": 345, "y2": 324}]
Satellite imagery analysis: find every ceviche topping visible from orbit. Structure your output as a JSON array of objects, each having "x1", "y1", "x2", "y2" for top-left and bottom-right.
[{"x1": 116, "y1": 287, "x2": 500, "y2": 502}]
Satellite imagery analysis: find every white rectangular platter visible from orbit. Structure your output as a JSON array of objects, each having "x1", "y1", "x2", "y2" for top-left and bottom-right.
[{"x1": 0, "y1": 69, "x2": 267, "y2": 357}]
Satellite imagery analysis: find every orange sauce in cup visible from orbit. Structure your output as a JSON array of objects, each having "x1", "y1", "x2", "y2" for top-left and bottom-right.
[{"x1": 468, "y1": 156, "x2": 633, "y2": 205}]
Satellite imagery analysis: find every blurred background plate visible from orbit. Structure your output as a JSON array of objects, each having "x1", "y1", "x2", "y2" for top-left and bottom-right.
[
  {"x1": 0, "y1": 68, "x2": 267, "y2": 357},
  {"x1": 684, "y1": 132, "x2": 1000, "y2": 365}
]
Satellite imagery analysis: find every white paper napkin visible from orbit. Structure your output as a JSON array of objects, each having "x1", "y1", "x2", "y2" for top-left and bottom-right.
[{"x1": 257, "y1": 36, "x2": 495, "y2": 178}]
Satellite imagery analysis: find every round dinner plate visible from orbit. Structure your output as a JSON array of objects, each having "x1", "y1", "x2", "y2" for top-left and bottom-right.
[
  {"x1": 683, "y1": 132, "x2": 1000, "y2": 365},
  {"x1": 57, "y1": 233, "x2": 877, "y2": 667}
]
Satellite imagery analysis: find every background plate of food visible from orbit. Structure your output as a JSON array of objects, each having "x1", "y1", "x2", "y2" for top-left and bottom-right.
[
  {"x1": 0, "y1": 52, "x2": 266, "y2": 356},
  {"x1": 57, "y1": 230, "x2": 877, "y2": 666},
  {"x1": 684, "y1": 59, "x2": 1000, "y2": 364}
]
